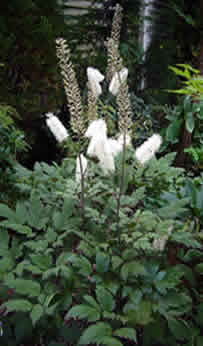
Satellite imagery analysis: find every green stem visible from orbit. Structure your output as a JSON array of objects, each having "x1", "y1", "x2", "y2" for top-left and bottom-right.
[
  {"x1": 78, "y1": 152, "x2": 85, "y2": 221},
  {"x1": 116, "y1": 133, "x2": 126, "y2": 246}
]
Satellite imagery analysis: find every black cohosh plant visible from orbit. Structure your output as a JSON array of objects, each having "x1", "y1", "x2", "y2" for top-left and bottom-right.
[{"x1": 0, "y1": 4, "x2": 203, "y2": 346}]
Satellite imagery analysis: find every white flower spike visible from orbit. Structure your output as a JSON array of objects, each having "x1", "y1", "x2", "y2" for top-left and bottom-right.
[
  {"x1": 46, "y1": 113, "x2": 69, "y2": 143},
  {"x1": 85, "y1": 119, "x2": 115, "y2": 173},
  {"x1": 87, "y1": 67, "x2": 104, "y2": 98},
  {"x1": 135, "y1": 134, "x2": 162, "y2": 164},
  {"x1": 109, "y1": 67, "x2": 128, "y2": 95},
  {"x1": 85, "y1": 119, "x2": 107, "y2": 139},
  {"x1": 76, "y1": 154, "x2": 88, "y2": 183},
  {"x1": 108, "y1": 138, "x2": 122, "y2": 157}
]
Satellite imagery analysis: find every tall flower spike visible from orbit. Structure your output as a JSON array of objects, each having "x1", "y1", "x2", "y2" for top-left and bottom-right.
[
  {"x1": 110, "y1": 4, "x2": 123, "y2": 45},
  {"x1": 56, "y1": 38, "x2": 85, "y2": 137},
  {"x1": 135, "y1": 134, "x2": 162, "y2": 164},
  {"x1": 106, "y1": 38, "x2": 124, "y2": 83},
  {"x1": 105, "y1": 4, "x2": 123, "y2": 82},
  {"x1": 46, "y1": 113, "x2": 69, "y2": 143},
  {"x1": 117, "y1": 79, "x2": 133, "y2": 135}
]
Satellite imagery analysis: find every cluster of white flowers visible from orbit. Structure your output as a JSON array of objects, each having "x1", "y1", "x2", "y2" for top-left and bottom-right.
[
  {"x1": 46, "y1": 113, "x2": 69, "y2": 143},
  {"x1": 87, "y1": 67, "x2": 104, "y2": 98},
  {"x1": 85, "y1": 119, "x2": 115, "y2": 173},
  {"x1": 109, "y1": 67, "x2": 128, "y2": 95},
  {"x1": 84, "y1": 119, "x2": 132, "y2": 175},
  {"x1": 46, "y1": 67, "x2": 162, "y2": 183},
  {"x1": 87, "y1": 66, "x2": 128, "y2": 98},
  {"x1": 135, "y1": 134, "x2": 162, "y2": 164}
]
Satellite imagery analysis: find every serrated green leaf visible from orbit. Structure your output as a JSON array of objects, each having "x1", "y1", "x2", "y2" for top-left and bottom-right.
[
  {"x1": 114, "y1": 328, "x2": 137, "y2": 342},
  {"x1": 30, "y1": 304, "x2": 43, "y2": 325},
  {"x1": 5, "y1": 299, "x2": 32, "y2": 312},
  {"x1": 79, "y1": 322, "x2": 112, "y2": 345},
  {"x1": 96, "y1": 286, "x2": 115, "y2": 312},
  {"x1": 66, "y1": 305, "x2": 100, "y2": 322}
]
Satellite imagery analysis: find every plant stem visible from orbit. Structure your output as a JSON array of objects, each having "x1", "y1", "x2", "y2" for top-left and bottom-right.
[
  {"x1": 78, "y1": 152, "x2": 85, "y2": 221},
  {"x1": 116, "y1": 133, "x2": 126, "y2": 246}
]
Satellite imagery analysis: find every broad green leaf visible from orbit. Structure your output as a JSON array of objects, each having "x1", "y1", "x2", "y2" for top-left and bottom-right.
[
  {"x1": 101, "y1": 336, "x2": 123, "y2": 346},
  {"x1": 16, "y1": 202, "x2": 29, "y2": 224},
  {"x1": 197, "y1": 336, "x2": 203, "y2": 346},
  {"x1": 5, "y1": 278, "x2": 41, "y2": 297},
  {"x1": 0, "y1": 256, "x2": 14, "y2": 273},
  {"x1": 183, "y1": 95, "x2": 192, "y2": 113},
  {"x1": 168, "y1": 318, "x2": 189, "y2": 340},
  {"x1": 195, "y1": 263, "x2": 203, "y2": 274},
  {"x1": 121, "y1": 261, "x2": 145, "y2": 281},
  {"x1": 0, "y1": 230, "x2": 9, "y2": 252},
  {"x1": 69, "y1": 254, "x2": 92, "y2": 276},
  {"x1": 30, "y1": 304, "x2": 43, "y2": 325},
  {"x1": 66, "y1": 304, "x2": 100, "y2": 322},
  {"x1": 5, "y1": 299, "x2": 32, "y2": 312},
  {"x1": 96, "y1": 286, "x2": 115, "y2": 312},
  {"x1": 96, "y1": 252, "x2": 110, "y2": 274},
  {"x1": 185, "y1": 112, "x2": 195, "y2": 133},
  {"x1": 0, "y1": 203, "x2": 17, "y2": 221},
  {"x1": 166, "y1": 119, "x2": 183, "y2": 142},
  {"x1": 79, "y1": 322, "x2": 112, "y2": 345},
  {"x1": 84, "y1": 295, "x2": 101, "y2": 311},
  {"x1": 0, "y1": 221, "x2": 32, "y2": 236},
  {"x1": 114, "y1": 328, "x2": 137, "y2": 342},
  {"x1": 124, "y1": 300, "x2": 152, "y2": 326},
  {"x1": 30, "y1": 254, "x2": 52, "y2": 271}
]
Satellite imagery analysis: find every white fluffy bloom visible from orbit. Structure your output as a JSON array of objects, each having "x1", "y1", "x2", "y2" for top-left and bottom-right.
[
  {"x1": 85, "y1": 119, "x2": 115, "y2": 173},
  {"x1": 85, "y1": 119, "x2": 107, "y2": 139},
  {"x1": 108, "y1": 138, "x2": 122, "y2": 157},
  {"x1": 76, "y1": 154, "x2": 88, "y2": 183},
  {"x1": 135, "y1": 134, "x2": 162, "y2": 164},
  {"x1": 87, "y1": 67, "x2": 104, "y2": 98},
  {"x1": 46, "y1": 113, "x2": 69, "y2": 143},
  {"x1": 108, "y1": 134, "x2": 131, "y2": 158},
  {"x1": 109, "y1": 68, "x2": 128, "y2": 95}
]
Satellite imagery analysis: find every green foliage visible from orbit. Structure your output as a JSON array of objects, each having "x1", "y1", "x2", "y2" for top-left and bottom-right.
[
  {"x1": 168, "y1": 64, "x2": 203, "y2": 97},
  {"x1": 0, "y1": 105, "x2": 28, "y2": 204},
  {"x1": 0, "y1": 149, "x2": 202, "y2": 345}
]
